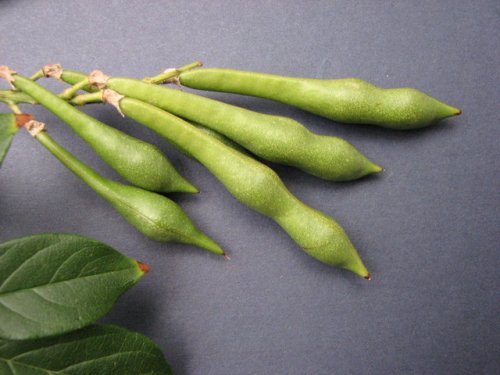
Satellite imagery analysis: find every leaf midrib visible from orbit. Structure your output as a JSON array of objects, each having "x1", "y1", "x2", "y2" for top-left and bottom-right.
[
  {"x1": 0, "y1": 242, "x2": 97, "y2": 293},
  {"x1": 1, "y1": 349, "x2": 160, "y2": 374},
  {"x1": 0, "y1": 267, "x2": 138, "y2": 300}
]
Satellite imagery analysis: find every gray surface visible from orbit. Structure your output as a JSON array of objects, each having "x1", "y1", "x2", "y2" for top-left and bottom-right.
[{"x1": 0, "y1": 1, "x2": 499, "y2": 374}]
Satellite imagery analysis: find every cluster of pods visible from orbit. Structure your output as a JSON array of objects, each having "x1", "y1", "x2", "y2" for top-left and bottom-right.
[{"x1": 0, "y1": 63, "x2": 460, "y2": 279}]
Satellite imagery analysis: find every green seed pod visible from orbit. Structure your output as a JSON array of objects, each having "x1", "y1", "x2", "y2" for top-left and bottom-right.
[
  {"x1": 101, "y1": 78, "x2": 381, "y2": 181},
  {"x1": 60, "y1": 70, "x2": 250, "y2": 156},
  {"x1": 191, "y1": 122, "x2": 249, "y2": 155},
  {"x1": 45, "y1": 67, "x2": 249, "y2": 159},
  {"x1": 98, "y1": 87, "x2": 369, "y2": 278},
  {"x1": 28, "y1": 122, "x2": 223, "y2": 256},
  {"x1": 6, "y1": 71, "x2": 197, "y2": 193},
  {"x1": 178, "y1": 68, "x2": 461, "y2": 130}
]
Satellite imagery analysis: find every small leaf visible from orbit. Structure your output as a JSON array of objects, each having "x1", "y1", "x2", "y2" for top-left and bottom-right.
[
  {"x1": 0, "y1": 113, "x2": 18, "y2": 167},
  {"x1": 0, "y1": 324, "x2": 173, "y2": 374},
  {"x1": 0, "y1": 233, "x2": 146, "y2": 340}
]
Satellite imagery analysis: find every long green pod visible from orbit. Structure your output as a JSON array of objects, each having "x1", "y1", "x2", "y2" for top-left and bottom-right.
[
  {"x1": 178, "y1": 68, "x2": 461, "y2": 130},
  {"x1": 54, "y1": 69, "x2": 245, "y2": 153},
  {"x1": 103, "y1": 77, "x2": 381, "y2": 181},
  {"x1": 100, "y1": 91, "x2": 369, "y2": 278},
  {"x1": 5, "y1": 71, "x2": 197, "y2": 193},
  {"x1": 28, "y1": 123, "x2": 223, "y2": 256},
  {"x1": 191, "y1": 121, "x2": 249, "y2": 155}
]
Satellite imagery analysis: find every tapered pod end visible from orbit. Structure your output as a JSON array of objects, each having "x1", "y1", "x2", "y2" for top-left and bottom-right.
[
  {"x1": 427, "y1": 95, "x2": 462, "y2": 125},
  {"x1": 175, "y1": 179, "x2": 200, "y2": 194},
  {"x1": 367, "y1": 162, "x2": 383, "y2": 175},
  {"x1": 157, "y1": 172, "x2": 199, "y2": 194},
  {"x1": 192, "y1": 232, "x2": 226, "y2": 257},
  {"x1": 353, "y1": 157, "x2": 383, "y2": 180},
  {"x1": 339, "y1": 249, "x2": 371, "y2": 280},
  {"x1": 439, "y1": 103, "x2": 462, "y2": 119},
  {"x1": 346, "y1": 263, "x2": 371, "y2": 280}
]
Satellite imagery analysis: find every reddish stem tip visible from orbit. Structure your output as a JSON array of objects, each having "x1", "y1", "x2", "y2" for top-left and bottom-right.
[
  {"x1": 364, "y1": 273, "x2": 372, "y2": 281},
  {"x1": 137, "y1": 261, "x2": 150, "y2": 273},
  {"x1": 224, "y1": 254, "x2": 231, "y2": 261},
  {"x1": 15, "y1": 114, "x2": 34, "y2": 127}
]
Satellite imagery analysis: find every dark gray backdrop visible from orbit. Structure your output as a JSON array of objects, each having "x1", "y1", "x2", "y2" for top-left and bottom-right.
[{"x1": 1, "y1": 1, "x2": 498, "y2": 374}]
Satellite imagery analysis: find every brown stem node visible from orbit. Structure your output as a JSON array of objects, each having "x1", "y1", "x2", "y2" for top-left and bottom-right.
[
  {"x1": 0, "y1": 66, "x2": 17, "y2": 89},
  {"x1": 102, "y1": 89, "x2": 125, "y2": 117},
  {"x1": 15, "y1": 114, "x2": 34, "y2": 128},
  {"x1": 25, "y1": 120, "x2": 45, "y2": 137},
  {"x1": 41, "y1": 64, "x2": 63, "y2": 79},
  {"x1": 88, "y1": 70, "x2": 110, "y2": 89}
]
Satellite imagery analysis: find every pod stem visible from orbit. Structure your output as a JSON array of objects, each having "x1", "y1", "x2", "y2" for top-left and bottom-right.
[
  {"x1": 0, "y1": 89, "x2": 38, "y2": 105},
  {"x1": 65, "y1": 62, "x2": 201, "y2": 104},
  {"x1": 7, "y1": 103, "x2": 22, "y2": 114},
  {"x1": 70, "y1": 91, "x2": 103, "y2": 106},
  {"x1": 59, "y1": 78, "x2": 90, "y2": 100},
  {"x1": 144, "y1": 61, "x2": 203, "y2": 84},
  {"x1": 30, "y1": 70, "x2": 44, "y2": 81}
]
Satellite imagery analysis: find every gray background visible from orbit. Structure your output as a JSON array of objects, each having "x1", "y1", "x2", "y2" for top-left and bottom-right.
[{"x1": 1, "y1": 1, "x2": 498, "y2": 374}]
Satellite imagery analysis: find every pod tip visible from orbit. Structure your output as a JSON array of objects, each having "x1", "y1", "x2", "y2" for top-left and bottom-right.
[
  {"x1": 444, "y1": 105, "x2": 461, "y2": 118},
  {"x1": 137, "y1": 261, "x2": 150, "y2": 274},
  {"x1": 364, "y1": 273, "x2": 371, "y2": 281},
  {"x1": 372, "y1": 164, "x2": 384, "y2": 174},
  {"x1": 183, "y1": 184, "x2": 200, "y2": 194}
]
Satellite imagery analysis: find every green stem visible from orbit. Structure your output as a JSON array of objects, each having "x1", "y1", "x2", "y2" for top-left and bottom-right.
[
  {"x1": 70, "y1": 92, "x2": 103, "y2": 106},
  {"x1": 35, "y1": 129, "x2": 110, "y2": 194},
  {"x1": 59, "y1": 78, "x2": 89, "y2": 100},
  {"x1": 0, "y1": 90, "x2": 37, "y2": 105},
  {"x1": 30, "y1": 70, "x2": 44, "y2": 81},
  {"x1": 2, "y1": 62, "x2": 202, "y2": 107},
  {"x1": 7, "y1": 103, "x2": 22, "y2": 114},
  {"x1": 144, "y1": 61, "x2": 203, "y2": 84}
]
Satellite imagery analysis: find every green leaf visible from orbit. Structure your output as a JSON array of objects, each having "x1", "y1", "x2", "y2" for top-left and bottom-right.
[
  {"x1": 0, "y1": 233, "x2": 146, "y2": 340},
  {"x1": 0, "y1": 324, "x2": 173, "y2": 374},
  {"x1": 0, "y1": 114, "x2": 18, "y2": 167}
]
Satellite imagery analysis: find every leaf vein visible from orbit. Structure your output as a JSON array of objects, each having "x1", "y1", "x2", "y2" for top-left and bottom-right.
[
  {"x1": 48, "y1": 245, "x2": 95, "y2": 283},
  {"x1": 61, "y1": 351, "x2": 159, "y2": 371},
  {"x1": 0, "y1": 268, "x2": 135, "y2": 299},
  {"x1": 0, "y1": 299, "x2": 41, "y2": 324},
  {"x1": 0, "y1": 240, "x2": 75, "y2": 292}
]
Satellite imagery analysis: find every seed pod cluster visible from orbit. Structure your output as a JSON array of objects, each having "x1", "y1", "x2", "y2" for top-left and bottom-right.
[{"x1": 0, "y1": 63, "x2": 461, "y2": 278}]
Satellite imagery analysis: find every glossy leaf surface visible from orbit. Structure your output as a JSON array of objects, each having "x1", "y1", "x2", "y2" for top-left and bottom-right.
[
  {"x1": 0, "y1": 324, "x2": 172, "y2": 374},
  {"x1": 0, "y1": 234, "x2": 145, "y2": 340}
]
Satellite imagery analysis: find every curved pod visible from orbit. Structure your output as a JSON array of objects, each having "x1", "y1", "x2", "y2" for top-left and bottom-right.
[
  {"x1": 10, "y1": 74, "x2": 197, "y2": 193},
  {"x1": 104, "y1": 94, "x2": 369, "y2": 278},
  {"x1": 105, "y1": 78, "x2": 381, "y2": 181},
  {"x1": 179, "y1": 68, "x2": 461, "y2": 130},
  {"x1": 34, "y1": 129, "x2": 223, "y2": 256}
]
